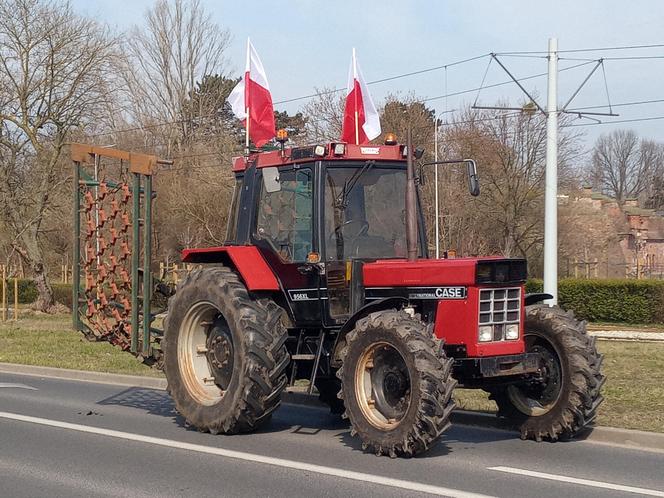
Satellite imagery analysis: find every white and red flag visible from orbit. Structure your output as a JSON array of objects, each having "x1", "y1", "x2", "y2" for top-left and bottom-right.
[
  {"x1": 228, "y1": 38, "x2": 276, "y2": 147},
  {"x1": 340, "y1": 48, "x2": 381, "y2": 145}
]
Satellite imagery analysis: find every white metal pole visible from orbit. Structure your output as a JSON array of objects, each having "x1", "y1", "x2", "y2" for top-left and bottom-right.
[
  {"x1": 245, "y1": 38, "x2": 251, "y2": 152},
  {"x1": 544, "y1": 38, "x2": 558, "y2": 306},
  {"x1": 434, "y1": 116, "x2": 440, "y2": 258}
]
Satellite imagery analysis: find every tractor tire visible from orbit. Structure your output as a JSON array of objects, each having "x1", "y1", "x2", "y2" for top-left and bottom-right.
[
  {"x1": 488, "y1": 305, "x2": 605, "y2": 441},
  {"x1": 163, "y1": 266, "x2": 289, "y2": 434},
  {"x1": 315, "y1": 377, "x2": 345, "y2": 415},
  {"x1": 337, "y1": 310, "x2": 456, "y2": 458}
]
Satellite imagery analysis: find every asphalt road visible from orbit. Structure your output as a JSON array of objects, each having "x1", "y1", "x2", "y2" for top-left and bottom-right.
[{"x1": 0, "y1": 372, "x2": 663, "y2": 498}]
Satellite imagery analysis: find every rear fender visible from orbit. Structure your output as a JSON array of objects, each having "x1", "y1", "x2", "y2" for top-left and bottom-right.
[
  {"x1": 524, "y1": 292, "x2": 553, "y2": 306},
  {"x1": 181, "y1": 246, "x2": 280, "y2": 291},
  {"x1": 331, "y1": 297, "x2": 408, "y2": 367}
]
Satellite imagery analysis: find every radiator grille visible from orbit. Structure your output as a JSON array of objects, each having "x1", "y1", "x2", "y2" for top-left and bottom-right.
[{"x1": 479, "y1": 287, "x2": 521, "y2": 341}]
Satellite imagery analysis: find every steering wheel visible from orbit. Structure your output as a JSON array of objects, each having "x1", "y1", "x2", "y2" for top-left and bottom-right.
[{"x1": 328, "y1": 219, "x2": 369, "y2": 244}]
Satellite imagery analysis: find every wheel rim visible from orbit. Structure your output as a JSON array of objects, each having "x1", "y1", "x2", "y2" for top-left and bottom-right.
[
  {"x1": 507, "y1": 336, "x2": 563, "y2": 416},
  {"x1": 177, "y1": 302, "x2": 231, "y2": 406},
  {"x1": 355, "y1": 341, "x2": 411, "y2": 430}
]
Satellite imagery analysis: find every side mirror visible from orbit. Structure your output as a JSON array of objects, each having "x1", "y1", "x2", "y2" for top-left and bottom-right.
[
  {"x1": 263, "y1": 167, "x2": 281, "y2": 193},
  {"x1": 466, "y1": 159, "x2": 480, "y2": 197}
]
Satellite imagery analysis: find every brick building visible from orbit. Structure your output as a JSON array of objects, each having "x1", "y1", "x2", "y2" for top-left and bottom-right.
[{"x1": 561, "y1": 188, "x2": 664, "y2": 279}]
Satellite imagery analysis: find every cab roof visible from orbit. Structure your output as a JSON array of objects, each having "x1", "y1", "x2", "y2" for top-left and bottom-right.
[{"x1": 232, "y1": 142, "x2": 407, "y2": 172}]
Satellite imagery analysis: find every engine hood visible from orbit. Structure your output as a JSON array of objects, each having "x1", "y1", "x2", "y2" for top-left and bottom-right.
[{"x1": 362, "y1": 257, "x2": 526, "y2": 287}]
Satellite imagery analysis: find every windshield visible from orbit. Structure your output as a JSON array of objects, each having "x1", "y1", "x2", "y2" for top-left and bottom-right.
[{"x1": 324, "y1": 164, "x2": 413, "y2": 261}]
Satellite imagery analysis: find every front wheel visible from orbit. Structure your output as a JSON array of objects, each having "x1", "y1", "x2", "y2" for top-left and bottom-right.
[
  {"x1": 489, "y1": 305, "x2": 605, "y2": 441},
  {"x1": 338, "y1": 310, "x2": 456, "y2": 457}
]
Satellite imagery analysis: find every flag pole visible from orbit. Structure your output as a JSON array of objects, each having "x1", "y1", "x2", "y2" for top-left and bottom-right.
[
  {"x1": 245, "y1": 105, "x2": 250, "y2": 153},
  {"x1": 245, "y1": 38, "x2": 251, "y2": 155},
  {"x1": 352, "y1": 48, "x2": 359, "y2": 145}
]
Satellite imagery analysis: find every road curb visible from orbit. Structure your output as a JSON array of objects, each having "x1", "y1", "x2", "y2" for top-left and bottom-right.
[
  {"x1": 2, "y1": 362, "x2": 663, "y2": 454},
  {"x1": 589, "y1": 330, "x2": 664, "y2": 342},
  {"x1": 0, "y1": 362, "x2": 167, "y2": 390}
]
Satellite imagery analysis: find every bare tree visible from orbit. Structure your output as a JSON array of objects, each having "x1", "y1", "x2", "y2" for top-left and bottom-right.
[
  {"x1": 590, "y1": 129, "x2": 662, "y2": 203},
  {"x1": 0, "y1": 0, "x2": 118, "y2": 310},
  {"x1": 441, "y1": 106, "x2": 582, "y2": 267},
  {"x1": 302, "y1": 87, "x2": 345, "y2": 143},
  {"x1": 125, "y1": 0, "x2": 231, "y2": 153}
]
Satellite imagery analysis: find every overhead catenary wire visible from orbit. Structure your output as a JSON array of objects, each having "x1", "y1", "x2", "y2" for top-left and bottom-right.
[
  {"x1": 423, "y1": 60, "x2": 596, "y2": 105},
  {"x1": 84, "y1": 42, "x2": 664, "y2": 156},
  {"x1": 496, "y1": 42, "x2": 664, "y2": 55},
  {"x1": 88, "y1": 55, "x2": 601, "y2": 139},
  {"x1": 87, "y1": 53, "x2": 492, "y2": 139},
  {"x1": 87, "y1": 43, "x2": 664, "y2": 140}
]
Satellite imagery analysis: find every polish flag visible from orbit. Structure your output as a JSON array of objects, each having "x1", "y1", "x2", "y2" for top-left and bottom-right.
[
  {"x1": 228, "y1": 38, "x2": 276, "y2": 147},
  {"x1": 341, "y1": 48, "x2": 381, "y2": 145}
]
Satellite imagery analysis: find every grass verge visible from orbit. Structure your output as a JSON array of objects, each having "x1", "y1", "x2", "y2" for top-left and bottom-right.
[
  {"x1": 455, "y1": 340, "x2": 664, "y2": 433},
  {"x1": 1, "y1": 314, "x2": 662, "y2": 432},
  {"x1": 0, "y1": 314, "x2": 161, "y2": 377}
]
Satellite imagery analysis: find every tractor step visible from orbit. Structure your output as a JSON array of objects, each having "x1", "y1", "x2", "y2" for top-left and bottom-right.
[
  {"x1": 289, "y1": 330, "x2": 326, "y2": 395},
  {"x1": 291, "y1": 354, "x2": 316, "y2": 361}
]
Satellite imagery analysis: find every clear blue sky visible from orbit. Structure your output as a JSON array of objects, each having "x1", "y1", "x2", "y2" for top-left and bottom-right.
[{"x1": 72, "y1": 0, "x2": 664, "y2": 147}]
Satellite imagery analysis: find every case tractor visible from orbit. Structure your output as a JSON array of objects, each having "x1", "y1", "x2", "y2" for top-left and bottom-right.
[{"x1": 71, "y1": 132, "x2": 605, "y2": 458}]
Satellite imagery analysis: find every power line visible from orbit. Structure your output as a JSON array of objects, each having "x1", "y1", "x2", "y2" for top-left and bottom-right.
[
  {"x1": 423, "y1": 60, "x2": 595, "y2": 103},
  {"x1": 87, "y1": 53, "x2": 490, "y2": 138},
  {"x1": 568, "y1": 98, "x2": 664, "y2": 112},
  {"x1": 84, "y1": 44, "x2": 664, "y2": 141},
  {"x1": 497, "y1": 43, "x2": 664, "y2": 55},
  {"x1": 566, "y1": 114, "x2": 664, "y2": 127},
  {"x1": 273, "y1": 53, "x2": 491, "y2": 105}
]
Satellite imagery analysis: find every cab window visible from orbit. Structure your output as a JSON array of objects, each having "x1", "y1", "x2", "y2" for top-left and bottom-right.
[{"x1": 256, "y1": 168, "x2": 313, "y2": 262}]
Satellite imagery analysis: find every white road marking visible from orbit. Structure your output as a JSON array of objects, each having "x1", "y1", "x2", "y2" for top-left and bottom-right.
[
  {"x1": 489, "y1": 466, "x2": 664, "y2": 497},
  {"x1": 0, "y1": 383, "x2": 37, "y2": 391},
  {"x1": 0, "y1": 411, "x2": 492, "y2": 498}
]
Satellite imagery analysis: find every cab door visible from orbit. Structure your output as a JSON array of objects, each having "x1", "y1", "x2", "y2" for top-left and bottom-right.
[{"x1": 252, "y1": 164, "x2": 321, "y2": 326}]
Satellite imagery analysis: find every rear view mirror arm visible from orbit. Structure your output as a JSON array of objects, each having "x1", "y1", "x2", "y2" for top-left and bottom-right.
[{"x1": 418, "y1": 159, "x2": 480, "y2": 196}]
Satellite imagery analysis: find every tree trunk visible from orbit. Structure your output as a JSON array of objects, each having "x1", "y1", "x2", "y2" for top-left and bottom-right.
[
  {"x1": 14, "y1": 229, "x2": 56, "y2": 312},
  {"x1": 32, "y1": 260, "x2": 55, "y2": 312}
]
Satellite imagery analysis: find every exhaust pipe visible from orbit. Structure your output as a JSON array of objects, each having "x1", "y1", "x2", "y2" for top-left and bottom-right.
[{"x1": 405, "y1": 127, "x2": 417, "y2": 261}]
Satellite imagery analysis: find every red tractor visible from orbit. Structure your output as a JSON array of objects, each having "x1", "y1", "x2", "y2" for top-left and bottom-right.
[{"x1": 163, "y1": 131, "x2": 604, "y2": 457}]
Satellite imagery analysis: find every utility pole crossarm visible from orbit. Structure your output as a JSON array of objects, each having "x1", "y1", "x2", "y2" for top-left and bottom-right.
[{"x1": 491, "y1": 54, "x2": 545, "y2": 114}]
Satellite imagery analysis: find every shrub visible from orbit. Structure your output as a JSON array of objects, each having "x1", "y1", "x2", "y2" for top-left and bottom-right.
[
  {"x1": 52, "y1": 283, "x2": 73, "y2": 309},
  {"x1": 1, "y1": 279, "x2": 72, "y2": 308},
  {"x1": 2, "y1": 279, "x2": 38, "y2": 304},
  {"x1": 526, "y1": 278, "x2": 664, "y2": 324}
]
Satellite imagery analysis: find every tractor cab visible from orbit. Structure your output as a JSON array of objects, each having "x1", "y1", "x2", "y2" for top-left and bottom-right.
[{"x1": 219, "y1": 140, "x2": 429, "y2": 329}]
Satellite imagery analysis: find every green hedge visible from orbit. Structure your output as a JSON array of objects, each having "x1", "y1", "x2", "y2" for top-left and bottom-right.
[
  {"x1": 3, "y1": 279, "x2": 38, "y2": 304},
  {"x1": 2, "y1": 279, "x2": 72, "y2": 308},
  {"x1": 526, "y1": 278, "x2": 664, "y2": 324},
  {"x1": 53, "y1": 283, "x2": 73, "y2": 309},
  {"x1": 7, "y1": 277, "x2": 664, "y2": 324}
]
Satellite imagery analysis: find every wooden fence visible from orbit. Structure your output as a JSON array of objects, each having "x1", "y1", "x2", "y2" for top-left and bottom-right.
[{"x1": 0, "y1": 264, "x2": 19, "y2": 321}]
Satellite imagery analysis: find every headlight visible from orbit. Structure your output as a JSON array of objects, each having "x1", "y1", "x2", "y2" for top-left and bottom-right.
[
  {"x1": 478, "y1": 325, "x2": 493, "y2": 342},
  {"x1": 505, "y1": 324, "x2": 519, "y2": 340}
]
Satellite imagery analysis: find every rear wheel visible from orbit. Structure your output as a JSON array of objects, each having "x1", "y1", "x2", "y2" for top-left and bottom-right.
[
  {"x1": 163, "y1": 267, "x2": 289, "y2": 434},
  {"x1": 338, "y1": 310, "x2": 456, "y2": 457},
  {"x1": 489, "y1": 305, "x2": 605, "y2": 441}
]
